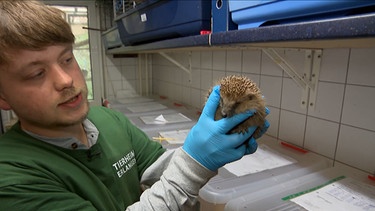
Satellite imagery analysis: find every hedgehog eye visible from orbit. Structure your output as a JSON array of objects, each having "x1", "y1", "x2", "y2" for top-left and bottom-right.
[{"x1": 248, "y1": 94, "x2": 254, "y2": 101}]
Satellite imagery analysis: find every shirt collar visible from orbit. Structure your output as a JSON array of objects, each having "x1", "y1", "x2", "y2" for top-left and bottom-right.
[{"x1": 22, "y1": 119, "x2": 99, "y2": 150}]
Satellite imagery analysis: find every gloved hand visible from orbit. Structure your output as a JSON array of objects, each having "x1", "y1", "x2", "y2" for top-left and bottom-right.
[{"x1": 183, "y1": 85, "x2": 264, "y2": 171}]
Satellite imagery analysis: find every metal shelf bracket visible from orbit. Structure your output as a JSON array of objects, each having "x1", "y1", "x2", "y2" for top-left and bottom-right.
[
  {"x1": 158, "y1": 52, "x2": 192, "y2": 83},
  {"x1": 308, "y1": 49, "x2": 322, "y2": 110},
  {"x1": 262, "y1": 48, "x2": 322, "y2": 110}
]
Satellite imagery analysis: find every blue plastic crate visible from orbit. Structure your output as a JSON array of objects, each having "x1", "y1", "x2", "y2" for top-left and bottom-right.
[
  {"x1": 229, "y1": 0, "x2": 375, "y2": 29},
  {"x1": 116, "y1": 0, "x2": 211, "y2": 46}
]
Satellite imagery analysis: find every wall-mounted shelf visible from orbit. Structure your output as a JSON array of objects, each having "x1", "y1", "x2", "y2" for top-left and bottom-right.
[
  {"x1": 107, "y1": 33, "x2": 210, "y2": 54},
  {"x1": 106, "y1": 12, "x2": 375, "y2": 55}
]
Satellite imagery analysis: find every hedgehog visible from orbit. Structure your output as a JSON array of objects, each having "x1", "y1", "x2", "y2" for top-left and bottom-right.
[{"x1": 206, "y1": 75, "x2": 266, "y2": 139}]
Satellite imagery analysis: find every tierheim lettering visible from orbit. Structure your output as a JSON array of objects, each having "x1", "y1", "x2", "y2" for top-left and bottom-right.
[{"x1": 112, "y1": 150, "x2": 136, "y2": 178}]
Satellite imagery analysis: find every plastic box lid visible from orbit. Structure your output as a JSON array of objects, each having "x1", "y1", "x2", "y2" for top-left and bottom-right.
[
  {"x1": 224, "y1": 164, "x2": 375, "y2": 210},
  {"x1": 199, "y1": 138, "x2": 332, "y2": 205},
  {"x1": 110, "y1": 95, "x2": 196, "y2": 117},
  {"x1": 121, "y1": 101, "x2": 168, "y2": 114}
]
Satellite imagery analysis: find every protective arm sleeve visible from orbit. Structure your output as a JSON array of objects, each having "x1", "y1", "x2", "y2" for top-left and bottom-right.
[
  {"x1": 126, "y1": 147, "x2": 216, "y2": 210},
  {"x1": 139, "y1": 149, "x2": 175, "y2": 188}
]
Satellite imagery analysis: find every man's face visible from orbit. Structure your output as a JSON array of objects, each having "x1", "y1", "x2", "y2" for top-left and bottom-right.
[{"x1": 0, "y1": 44, "x2": 89, "y2": 135}]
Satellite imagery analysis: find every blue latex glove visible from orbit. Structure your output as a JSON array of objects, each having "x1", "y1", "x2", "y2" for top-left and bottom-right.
[{"x1": 183, "y1": 85, "x2": 261, "y2": 171}]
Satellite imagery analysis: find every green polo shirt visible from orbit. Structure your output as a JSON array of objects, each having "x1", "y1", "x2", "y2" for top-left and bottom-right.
[{"x1": 0, "y1": 106, "x2": 166, "y2": 210}]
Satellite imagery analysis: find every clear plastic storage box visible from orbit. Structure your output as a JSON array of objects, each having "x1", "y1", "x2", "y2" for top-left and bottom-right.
[
  {"x1": 224, "y1": 164, "x2": 375, "y2": 210},
  {"x1": 199, "y1": 138, "x2": 332, "y2": 210}
]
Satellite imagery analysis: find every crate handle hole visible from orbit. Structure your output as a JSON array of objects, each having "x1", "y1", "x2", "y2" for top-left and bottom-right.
[{"x1": 216, "y1": 0, "x2": 223, "y2": 9}]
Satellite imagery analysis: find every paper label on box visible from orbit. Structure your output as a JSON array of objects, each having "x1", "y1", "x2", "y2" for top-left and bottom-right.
[
  {"x1": 290, "y1": 177, "x2": 375, "y2": 211},
  {"x1": 141, "y1": 13, "x2": 147, "y2": 22},
  {"x1": 140, "y1": 113, "x2": 191, "y2": 125},
  {"x1": 159, "y1": 129, "x2": 190, "y2": 144}
]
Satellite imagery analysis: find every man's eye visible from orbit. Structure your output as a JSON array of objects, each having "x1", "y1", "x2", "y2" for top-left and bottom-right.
[
  {"x1": 64, "y1": 57, "x2": 73, "y2": 64},
  {"x1": 60, "y1": 55, "x2": 74, "y2": 65},
  {"x1": 26, "y1": 70, "x2": 45, "y2": 80},
  {"x1": 30, "y1": 70, "x2": 45, "y2": 79}
]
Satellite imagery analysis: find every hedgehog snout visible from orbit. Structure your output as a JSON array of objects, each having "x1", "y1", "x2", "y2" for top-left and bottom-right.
[{"x1": 221, "y1": 108, "x2": 234, "y2": 118}]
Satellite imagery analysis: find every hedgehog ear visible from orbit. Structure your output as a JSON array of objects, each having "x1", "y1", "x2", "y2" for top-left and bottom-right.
[{"x1": 247, "y1": 94, "x2": 254, "y2": 101}]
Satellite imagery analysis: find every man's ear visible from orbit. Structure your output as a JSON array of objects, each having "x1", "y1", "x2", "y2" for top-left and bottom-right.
[{"x1": 0, "y1": 93, "x2": 11, "y2": 110}]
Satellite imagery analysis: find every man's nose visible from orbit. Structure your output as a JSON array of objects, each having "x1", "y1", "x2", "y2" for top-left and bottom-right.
[{"x1": 52, "y1": 65, "x2": 73, "y2": 90}]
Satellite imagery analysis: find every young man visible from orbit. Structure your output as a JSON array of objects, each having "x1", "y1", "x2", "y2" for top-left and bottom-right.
[{"x1": 0, "y1": 1, "x2": 268, "y2": 210}]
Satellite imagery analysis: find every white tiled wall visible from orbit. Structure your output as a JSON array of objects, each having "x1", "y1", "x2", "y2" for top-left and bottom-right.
[
  {"x1": 107, "y1": 47, "x2": 375, "y2": 175},
  {"x1": 149, "y1": 48, "x2": 375, "y2": 175},
  {"x1": 104, "y1": 55, "x2": 146, "y2": 99}
]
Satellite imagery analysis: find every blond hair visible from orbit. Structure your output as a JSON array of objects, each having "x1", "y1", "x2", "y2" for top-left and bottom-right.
[{"x1": 0, "y1": 0, "x2": 75, "y2": 65}]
